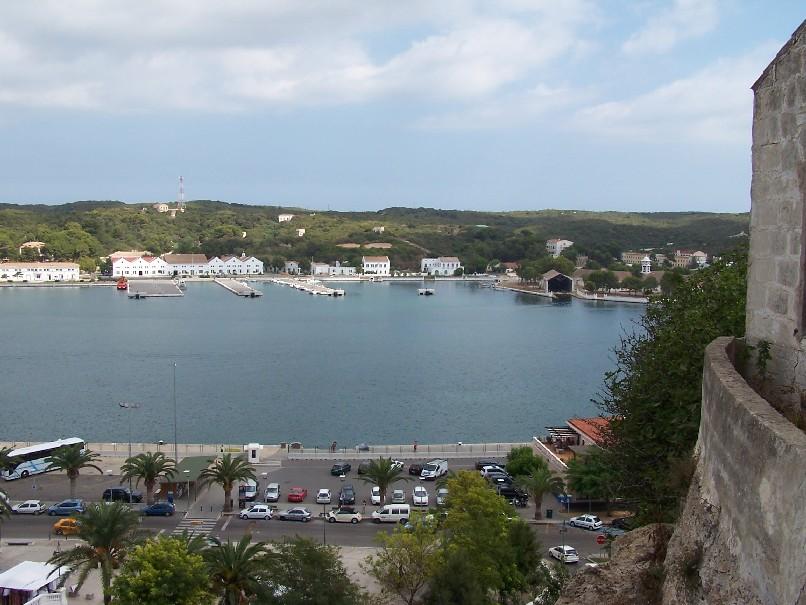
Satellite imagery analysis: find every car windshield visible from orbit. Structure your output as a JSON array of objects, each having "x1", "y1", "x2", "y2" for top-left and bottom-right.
[
  {"x1": 566, "y1": 548, "x2": 577, "y2": 555},
  {"x1": 423, "y1": 464, "x2": 436, "y2": 471}
]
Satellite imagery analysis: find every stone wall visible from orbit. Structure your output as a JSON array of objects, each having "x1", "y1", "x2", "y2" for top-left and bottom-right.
[
  {"x1": 662, "y1": 337, "x2": 806, "y2": 605},
  {"x1": 745, "y1": 20, "x2": 806, "y2": 414}
]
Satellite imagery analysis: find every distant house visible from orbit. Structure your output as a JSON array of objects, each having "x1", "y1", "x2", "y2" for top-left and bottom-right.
[
  {"x1": 163, "y1": 254, "x2": 210, "y2": 276},
  {"x1": 372, "y1": 226, "x2": 385, "y2": 233},
  {"x1": 278, "y1": 214, "x2": 294, "y2": 223},
  {"x1": 0, "y1": 261, "x2": 79, "y2": 282},
  {"x1": 221, "y1": 254, "x2": 263, "y2": 275},
  {"x1": 284, "y1": 260, "x2": 300, "y2": 274},
  {"x1": 421, "y1": 257, "x2": 462, "y2": 276},
  {"x1": 566, "y1": 417, "x2": 609, "y2": 447},
  {"x1": 112, "y1": 255, "x2": 168, "y2": 277},
  {"x1": 641, "y1": 256, "x2": 652, "y2": 274},
  {"x1": 621, "y1": 251, "x2": 647, "y2": 265},
  {"x1": 310, "y1": 262, "x2": 330, "y2": 276},
  {"x1": 546, "y1": 238, "x2": 574, "y2": 258},
  {"x1": 328, "y1": 261, "x2": 356, "y2": 276},
  {"x1": 152, "y1": 203, "x2": 169, "y2": 213},
  {"x1": 296, "y1": 229, "x2": 306, "y2": 237},
  {"x1": 362, "y1": 256, "x2": 390, "y2": 276},
  {"x1": 673, "y1": 249, "x2": 708, "y2": 268},
  {"x1": 17, "y1": 241, "x2": 46, "y2": 256}
]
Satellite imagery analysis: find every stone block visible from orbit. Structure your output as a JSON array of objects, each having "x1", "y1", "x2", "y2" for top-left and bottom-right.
[
  {"x1": 775, "y1": 257, "x2": 800, "y2": 288},
  {"x1": 754, "y1": 114, "x2": 782, "y2": 146},
  {"x1": 757, "y1": 142, "x2": 783, "y2": 173},
  {"x1": 766, "y1": 285, "x2": 792, "y2": 317},
  {"x1": 787, "y1": 230, "x2": 802, "y2": 256}
]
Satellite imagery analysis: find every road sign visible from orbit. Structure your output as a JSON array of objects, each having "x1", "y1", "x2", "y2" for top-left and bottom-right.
[{"x1": 596, "y1": 534, "x2": 607, "y2": 545}]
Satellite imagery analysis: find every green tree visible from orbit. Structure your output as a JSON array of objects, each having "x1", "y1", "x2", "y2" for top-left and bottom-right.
[
  {"x1": 264, "y1": 537, "x2": 366, "y2": 605},
  {"x1": 642, "y1": 275, "x2": 658, "y2": 291},
  {"x1": 0, "y1": 486, "x2": 10, "y2": 520},
  {"x1": 528, "y1": 562, "x2": 571, "y2": 605},
  {"x1": 78, "y1": 256, "x2": 97, "y2": 273},
  {"x1": 199, "y1": 453, "x2": 255, "y2": 513},
  {"x1": 363, "y1": 519, "x2": 440, "y2": 605},
  {"x1": 49, "y1": 503, "x2": 143, "y2": 605},
  {"x1": 204, "y1": 535, "x2": 270, "y2": 605},
  {"x1": 620, "y1": 275, "x2": 644, "y2": 293},
  {"x1": 566, "y1": 449, "x2": 620, "y2": 514},
  {"x1": 46, "y1": 446, "x2": 103, "y2": 499},
  {"x1": 517, "y1": 467, "x2": 565, "y2": 520},
  {"x1": 423, "y1": 550, "x2": 488, "y2": 605},
  {"x1": 112, "y1": 537, "x2": 210, "y2": 605},
  {"x1": 120, "y1": 452, "x2": 176, "y2": 505},
  {"x1": 505, "y1": 446, "x2": 544, "y2": 477},
  {"x1": 504, "y1": 519, "x2": 544, "y2": 603},
  {"x1": 357, "y1": 457, "x2": 411, "y2": 504},
  {"x1": 596, "y1": 249, "x2": 747, "y2": 523}
]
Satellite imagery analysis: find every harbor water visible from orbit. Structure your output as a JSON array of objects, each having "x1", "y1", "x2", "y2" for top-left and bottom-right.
[{"x1": 0, "y1": 280, "x2": 643, "y2": 446}]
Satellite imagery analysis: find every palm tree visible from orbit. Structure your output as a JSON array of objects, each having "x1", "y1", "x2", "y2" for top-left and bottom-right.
[
  {"x1": 48, "y1": 502, "x2": 143, "y2": 605},
  {"x1": 120, "y1": 451, "x2": 176, "y2": 504},
  {"x1": 204, "y1": 535, "x2": 270, "y2": 605},
  {"x1": 0, "y1": 486, "x2": 10, "y2": 520},
  {"x1": 358, "y1": 457, "x2": 412, "y2": 504},
  {"x1": 46, "y1": 446, "x2": 103, "y2": 499},
  {"x1": 517, "y1": 467, "x2": 565, "y2": 520},
  {"x1": 198, "y1": 453, "x2": 255, "y2": 513}
]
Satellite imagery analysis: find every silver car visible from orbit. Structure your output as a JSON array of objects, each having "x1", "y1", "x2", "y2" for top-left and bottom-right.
[{"x1": 391, "y1": 489, "x2": 406, "y2": 504}]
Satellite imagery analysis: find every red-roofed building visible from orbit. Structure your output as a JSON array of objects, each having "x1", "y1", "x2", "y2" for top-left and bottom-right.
[{"x1": 566, "y1": 417, "x2": 609, "y2": 446}]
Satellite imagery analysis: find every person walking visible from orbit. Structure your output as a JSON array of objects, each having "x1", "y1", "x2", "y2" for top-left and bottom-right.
[{"x1": 413, "y1": 440, "x2": 418, "y2": 453}]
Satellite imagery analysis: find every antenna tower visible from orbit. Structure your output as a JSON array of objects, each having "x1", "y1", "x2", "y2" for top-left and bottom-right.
[{"x1": 178, "y1": 176, "x2": 185, "y2": 211}]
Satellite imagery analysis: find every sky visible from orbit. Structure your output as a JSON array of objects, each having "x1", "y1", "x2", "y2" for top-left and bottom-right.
[{"x1": 0, "y1": 1, "x2": 802, "y2": 213}]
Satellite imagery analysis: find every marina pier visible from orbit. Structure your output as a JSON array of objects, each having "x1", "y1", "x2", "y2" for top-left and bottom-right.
[
  {"x1": 214, "y1": 278, "x2": 263, "y2": 297},
  {"x1": 127, "y1": 280, "x2": 184, "y2": 298}
]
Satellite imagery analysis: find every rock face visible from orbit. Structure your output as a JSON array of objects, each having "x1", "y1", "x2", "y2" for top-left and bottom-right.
[{"x1": 556, "y1": 525, "x2": 671, "y2": 605}]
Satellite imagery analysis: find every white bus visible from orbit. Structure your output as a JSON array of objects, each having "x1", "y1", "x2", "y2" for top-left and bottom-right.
[{"x1": 1, "y1": 437, "x2": 86, "y2": 480}]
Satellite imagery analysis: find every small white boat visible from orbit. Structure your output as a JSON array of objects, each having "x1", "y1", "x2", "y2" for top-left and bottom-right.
[{"x1": 418, "y1": 288, "x2": 435, "y2": 296}]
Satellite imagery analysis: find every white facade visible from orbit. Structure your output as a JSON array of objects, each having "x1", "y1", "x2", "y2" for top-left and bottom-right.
[
  {"x1": 278, "y1": 214, "x2": 294, "y2": 223},
  {"x1": 220, "y1": 255, "x2": 263, "y2": 275},
  {"x1": 328, "y1": 261, "x2": 356, "y2": 276},
  {"x1": 641, "y1": 256, "x2": 652, "y2": 274},
  {"x1": 296, "y1": 229, "x2": 306, "y2": 237},
  {"x1": 284, "y1": 261, "x2": 300, "y2": 274},
  {"x1": 420, "y1": 257, "x2": 462, "y2": 276},
  {"x1": 373, "y1": 226, "x2": 385, "y2": 233},
  {"x1": 311, "y1": 262, "x2": 329, "y2": 276},
  {"x1": 0, "y1": 262, "x2": 79, "y2": 282},
  {"x1": 546, "y1": 239, "x2": 574, "y2": 258},
  {"x1": 163, "y1": 254, "x2": 210, "y2": 276},
  {"x1": 362, "y1": 256, "x2": 390, "y2": 276},
  {"x1": 112, "y1": 256, "x2": 168, "y2": 277},
  {"x1": 152, "y1": 203, "x2": 169, "y2": 213}
]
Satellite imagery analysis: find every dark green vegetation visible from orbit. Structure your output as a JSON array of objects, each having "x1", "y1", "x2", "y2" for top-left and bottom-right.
[
  {"x1": 0, "y1": 201, "x2": 748, "y2": 272},
  {"x1": 594, "y1": 247, "x2": 748, "y2": 523}
]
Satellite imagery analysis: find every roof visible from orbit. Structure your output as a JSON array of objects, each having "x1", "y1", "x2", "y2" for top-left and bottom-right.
[
  {"x1": 0, "y1": 561, "x2": 64, "y2": 592},
  {"x1": 752, "y1": 20, "x2": 806, "y2": 91},
  {"x1": 362, "y1": 256, "x2": 389, "y2": 262},
  {"x1": 110, "y1": 250, "x2": 150, "y2": 259},
  {"x1": 162, "y1": 254, "x2": 209, "y2": 265},
  {"x1": 438, "y1": 256, "x2": 460, "y2": 263},
  {"x1": 543, "y1": 269, "x2": 570, "y2": 280},
  {"x1": 20, "y1": 241, "x2": 46, "y2": 248},
  {"x1": 171, "y1": 455, "x2": 215, "y2": 483},
  {"x1": 566, "y1": 417, "x2": 609, "y2": 445},
  {"x1": 0, "y1": 262, "x2": 78, "y2": 269}
]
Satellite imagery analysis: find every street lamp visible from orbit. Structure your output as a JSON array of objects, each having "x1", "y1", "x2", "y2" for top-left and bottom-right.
[
  {"x1": 119, "y1": 402, "x2": 141, "y2": 503},
  {"x1": 183, "y1": 469, "x2": 190, "y2": 513},
  {"x1": 173, "y1": 362, "x2": 178, "y2": 465}
]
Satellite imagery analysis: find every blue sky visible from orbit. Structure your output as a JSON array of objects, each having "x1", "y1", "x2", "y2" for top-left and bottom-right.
[{"x1": 0, "y1": 1, "x2": 802, "y2": 212}]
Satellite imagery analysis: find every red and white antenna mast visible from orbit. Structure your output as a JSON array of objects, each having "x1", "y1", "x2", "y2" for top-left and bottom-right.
[{"x1": 177, "y1": 176, "x2": 185, "y2": 211}]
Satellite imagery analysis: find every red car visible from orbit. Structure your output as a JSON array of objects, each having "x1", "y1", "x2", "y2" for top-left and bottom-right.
[{"x1": 287, "y1": 487, "x2": 308, "y2": 502}]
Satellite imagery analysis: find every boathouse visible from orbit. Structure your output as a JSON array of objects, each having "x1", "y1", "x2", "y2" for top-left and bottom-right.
[{"x1": 541, "y1": 270, "x2": 573, "y2": 294}]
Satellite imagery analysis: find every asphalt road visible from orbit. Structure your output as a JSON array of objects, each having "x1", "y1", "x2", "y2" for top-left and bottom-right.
[{"x1": 1, "y1": 458, "x2": 611, "y2": 559}]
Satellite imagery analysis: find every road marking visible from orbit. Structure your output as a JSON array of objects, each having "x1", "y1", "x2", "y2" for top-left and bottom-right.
[
  {"x1": 157, "y1": 529, "x2": 165, "y2": 536},
  {"x1": 221, "y1": 516, "x2": 232, "y2": 531}
]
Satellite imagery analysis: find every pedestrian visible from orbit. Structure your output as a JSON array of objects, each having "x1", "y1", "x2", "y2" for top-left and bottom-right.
[{"x1": 413, "y1": 440, "x2": 418, "y2": 453}]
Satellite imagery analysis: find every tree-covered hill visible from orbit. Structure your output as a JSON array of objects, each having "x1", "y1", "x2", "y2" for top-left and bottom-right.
[{"x1": 0, "y1": 201, "x2": 749, "y2": 272}]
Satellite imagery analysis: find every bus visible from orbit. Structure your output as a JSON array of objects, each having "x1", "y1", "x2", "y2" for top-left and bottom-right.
[{"x1": 1, "y1": 437, "x2": 85, "y2": 480}]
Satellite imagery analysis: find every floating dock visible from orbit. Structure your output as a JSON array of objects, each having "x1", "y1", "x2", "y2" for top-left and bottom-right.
[
  {"x1": 215, "y1": 278, "x2": 263, "y2": 297},
  {"x1": 418, "y1": 288, "x2": 435, "y2": 296},
  {"x1": 127, "y1": 280, "x2": 184, "y2": 299},
  {"x1": 270, "y1": 277, "x2": 345, "y2": 297}
]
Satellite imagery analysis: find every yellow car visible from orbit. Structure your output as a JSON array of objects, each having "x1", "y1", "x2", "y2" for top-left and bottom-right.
[{"x1": 52, "y1": 518, "x2": 81, "y2": 536}]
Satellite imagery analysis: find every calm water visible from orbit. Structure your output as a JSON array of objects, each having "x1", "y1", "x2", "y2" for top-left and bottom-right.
[{"x1": 0, "y1": 281, "x2": 642, "y2": 446}]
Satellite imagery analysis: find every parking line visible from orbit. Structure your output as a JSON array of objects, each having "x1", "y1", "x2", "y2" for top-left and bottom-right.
[{"x1": 221, "y1": 516, "x2": 232, "y2": 531}]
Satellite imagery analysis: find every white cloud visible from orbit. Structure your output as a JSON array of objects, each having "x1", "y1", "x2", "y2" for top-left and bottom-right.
[
  {"x1": 574, "y1": 44, "x2": 778, "y2": 144},
  {"x1": 622, "y1": 0, "x2": 719, "y2": 55},
  {"x1": 0, "y1": 1, "x2": 596, "y2": 112}
]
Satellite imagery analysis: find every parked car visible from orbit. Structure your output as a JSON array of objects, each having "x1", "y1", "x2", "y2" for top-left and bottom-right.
[
  {"x1": 48, "y1": 500, "x2": 85, "y2": 516},
  {"x1": 391, "y1": 489, "x2": 406, "y2": 504},
  {"x1": 264, "y1": 483, "x2": 281, "y2": 503},
  {"x1": 548, "y1": 545, "x2": 579, "y2": 563},
  {"x1": 390, "y1": 459, "x2": 405, "y2": 470},
  {"x1": 370, "y1": 486, "x2": 381, "y2": 505},
  {"x1": 277, "y1": 507, "x2": 312, "y2": 522},
  {"x1": 339, "y1": 484, "x2": 356, "y2": 505},
  {"x1": 420, "y1": 459, "x2": 448, "y2": 480},
  {"x1": 287, "y1": 487, "x2": 308, "y2": 502},
  {"x1": 52, "y1": 518, "x2": 81, "y2": 536},
  {"x1": 497, "y1": 486, "x2": 528, "y2": 507},
  {"x1": 371, "y1": 504, "x2": 410, "y2": 524},
  {"x1": 486, "y1": 473, "x2": 513, "y2": 486},
  {"x1": 239, "y1": 479, "x2": 259, "y2": 502},
  {"x1": 142, "y1": 502, "x2": 175, "y2": 517},
  {"x1": 408, "y1": 463, "x2": 423, "y2": 476},
  {"x1": 475, "y1": 459, "x2": 502, "y2": 470},
  {"x1": 239, "y1": 504, "x2": 273, "y2": 520},
  {"x1": 331, "y1": 462, "x2": 351, "y2": 476},
  {"x1": 611, "y1": 516, "x2": 636, "y2": 531},
  {"x1": 316, "y1": 489, "x2": 332, "y2": 504},
  {"x1": 480, "y1": 465, "x2": 507, "y2": 477},
  {"x1": 358, "y1": 461, "x2": 371, "y2": 475},
  {"x1": 412, "y1": 486, "x2": 429, "y2": 507},
  {"x1": 102, "y1": 487, "x2": 143, "y2": 503},
  {"x1": 436, "y1": 488, "x2": 449, "y2": 506},
  {"x1": 327, "y1": 507, "x2": 362, "y2": 524},
  {"x1": 12, "y1": 500, "x2": 45, "y2": 515},
  {"x1": 569, "y1": 514, "x2": 603, "y2": 530},
  {"x1": 601, "y1": 526, "x2": 626, "y2": 538}
]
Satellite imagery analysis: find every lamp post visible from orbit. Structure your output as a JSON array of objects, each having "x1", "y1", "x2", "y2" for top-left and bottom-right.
[
  {"x1": 173, "y1": 362, "x2": 178, "y2": 465},
  {"x1": 119, "y1": 402, "x2": 141, "y2": 503},
  {"x1": 183, "y1": 469, "x2": 190, "y2": 513}
]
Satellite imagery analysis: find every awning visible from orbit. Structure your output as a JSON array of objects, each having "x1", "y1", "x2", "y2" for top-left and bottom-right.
[{"x1": 0, "y1": 561, "x2": 64, "y2": 592}]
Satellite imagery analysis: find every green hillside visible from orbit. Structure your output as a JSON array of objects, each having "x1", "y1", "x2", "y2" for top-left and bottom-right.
[{"x1": 0, "y1": 201, "x2": 749, "y2": 272}]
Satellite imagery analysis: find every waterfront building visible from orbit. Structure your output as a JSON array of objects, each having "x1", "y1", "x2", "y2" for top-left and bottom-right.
[
  {"x1": 673, "y1": 249, "x2": 708, "y2": 268},
  {"x1": 421, "y1": 257, "x2": 463, "y2": 276},
  {"x1": 221, "y1": 255, "x2": 264, "y2": 275},
  {"x1": 163, "y1": 254, "x2": 210, "y2": 276},
  {"x1": 311, "y1": 262, "x2": 330, "y2": 276},
  {"x1": 566, "y1": 417, "x2": 608, "y2": 446},
  {"x1": 621, "y1": 251, "x2": 647, "y2": 265},
  {"x1": 328, "y1": 261, "x2": 356, "y2": 276},
  {"x1": 112, "y1": 255, "x2": 168, "y2": 277},
  {"x1": 362, "y1": 255, "x2": 390, "y2": 276},
  {"x1": 546, "y1": 238, "x2": 574, "y2": 258},
  {"x1": 641, "y1": 256, "x2": 652, "y2": 274},
  {"x1": 109, "y1": 250, "x2": 151, "y2": 262},
  {"x1": 0, "y1": 261, "x2": 79, "y2": 282},
  {"x1": 278, "y1": 213, "x2": 294, "y2": 223},
  {"x1": 284, "y1": 261, "x2": 300, "y2": 274}
]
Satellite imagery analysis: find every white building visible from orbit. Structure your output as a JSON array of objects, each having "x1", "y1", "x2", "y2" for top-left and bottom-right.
[
  {"x1": 152, "y1": 203, "x2": 169, "y2": 213},
  {"x1": 112, "y1": 256, "x2": 168, "y2": 277},
  {"x1": 18, "y1": 241, "x2": 46, "y2": 256},
  {"x1": 328, "y1": 261, "x2": 356, "y2": 276},
  {"x1": 641, "y1": 256, "x2": 652, "y2": 274},
  {"x1": 278, "y1": 214, "x2": 294, "y2": 223},
  {"x1": 311, "y1": 262, "x2": 330, "y2": 276},
  {"x1": 0, "y1": 262, "x2": 79, "y2": 282},
  {"x1": 546, "y1": 238, "x2": 574, "y2": 258},
  {"x1": 163, "y1": 254, "x2": 210, "y2": 276},
  {"x1": 372, "y1": 226, "x2": 385, "y2": 233},
  {"x1": 421, "y1": 257, "x2": 462, "y2": 276},
  {"x1": 284, "y1": 260, "x2": 300, "y2": 274},
  {"x1": 362, "y1": 256, "x2": 390, "y2": 276},
  {"x1": 296, "y1": 229, "x2": 306, "y2": 237}
]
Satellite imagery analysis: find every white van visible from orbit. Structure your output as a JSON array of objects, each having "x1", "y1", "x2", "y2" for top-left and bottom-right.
[
  {"x1": 264, "y1": 483, "x2": 280, "y2": 503},
  {"x1": 371, "y1": 504, "x2": 411, "y2": 524},
  {"x1": 420, "y1": 459, "x2": 448, "y2": 480},
  {"x1": 239, "y1": 479, "x2": 258, "y2": 502}
]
